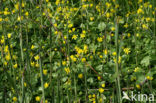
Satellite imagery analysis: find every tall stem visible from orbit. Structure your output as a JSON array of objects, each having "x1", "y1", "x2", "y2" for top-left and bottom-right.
[
  {"x1": 39, "y1": 57, "x2": 45, "y2": 102},
  {"x1": 19, "y1": 0, "x2": 24, "y2": 102},
  {"x1": 39, "y1": 0, "x2": 45, "y2": 102},
  {"x1": 115, "y1": 17, "x2": 122, "y2": 103}
]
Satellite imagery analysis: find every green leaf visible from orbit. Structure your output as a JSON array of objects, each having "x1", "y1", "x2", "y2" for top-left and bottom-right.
[
  {"x1": 80, "y1": 23, "x2": 85, "y2": 28},
  {"x1": 96, "y1": 65, "x2": 103, "y2": 71},
  {"x1": 136, "y1": 74, "x2": 145, "y2": 84},
  {"x1": 141, "y1": 56, "x2": 150, "y2": 67},
  {"x1": 89, "y1": 22, "x2": 94, "y2": 25},
  {"x1": 110, "y1": 73, "x2": 118, "y2": 83},
  {"x1": 87, "y1": 78, "x2": 94, "y2": 84},
  {"x1": 98, "y1": 22, "x2": 106, "y2": 31},
  {"x1": 28, "y1": 23, "x2": 33, "y2": 29},
  {"x1": 150, "y1": 54, "x2": 156, "y2": 65},
  {"x1": 62, "y1": 77, "x2": 68, "y2": 82}
]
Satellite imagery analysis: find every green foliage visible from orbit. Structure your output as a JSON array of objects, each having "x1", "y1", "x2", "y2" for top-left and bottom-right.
[{"x1": 0, "y1": 0, "x2": 156, "y2": 103}]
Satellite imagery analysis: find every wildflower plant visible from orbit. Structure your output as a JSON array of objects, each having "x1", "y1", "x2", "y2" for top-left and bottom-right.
[{"x1": 0, "y1": 0, "x2": 156, "y2": 103}]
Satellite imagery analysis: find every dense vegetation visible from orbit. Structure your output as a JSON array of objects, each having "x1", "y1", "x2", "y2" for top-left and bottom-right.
[{"x1": 0, "y1": 0, "x2": 156, "y2": 103}]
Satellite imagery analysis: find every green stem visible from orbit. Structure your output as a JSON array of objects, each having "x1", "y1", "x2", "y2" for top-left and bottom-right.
[
  {"x1": 115, "y1": 17, "x2": 122, "y2": 103},
  {"x1": 39, "y1": 57, "x2": 45, "y2": 103},
  {"x1": 39, "y1": 0, "x2": 45, "y2": 102},
  {"x1": 19, "y1": 0, "x2": 24, "y2": 102}
]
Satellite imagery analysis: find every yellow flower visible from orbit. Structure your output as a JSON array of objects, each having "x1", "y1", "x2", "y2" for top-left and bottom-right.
[
  {"x1": 4, "y1": 11, "x2": 9, "y2": 15},
  {"x1": 118, "y1": 56, "x2": 122, "y2": 63},
  {"x1": 101, "y1": 83, "x2": 105, "y2": 88},
  {"x1": 90, "y1": 3, "x2": 93, "y2": 7},
  {"x1": 92, "y1": 94, "x2": 96, "y2": 98},
  {"x1": 35, "y1": 96, "x2": 40, "y2": 101},
  {"x1": 123, "y1": 48, "x2": 130, "y2": 54},
  {"x1": 111, "y1": 33, "x2": 114, "y2": 36},
  {"x1": 35, "y1": 63, "x2": 39, "y2": 67},
  {"x1": 82, "y1": 30, "x2": 86, "y2": 34},
  {"x1": 137, "y1": 8, "x2": 144, "y2": 14},
  {"x1": 13, "y1": 64, "x2": 18, "y2": 69},
  {"x1": 136, "y1": 33, "x2": 140, "y2": 37},
  {"x1": 134, "y1": 67, "x2": 140, "y2": 72},
  {"x1": 99, "y1": 55, "x2": 103, "y2": 58},
  {"x1": 106, "y1": 2, "x2": 111, "y2": 8},
  {"x1": 70, "y1": 55, "x2": 76, "y2": 62},
  {"x1": 97, "y1": 76, "x2": 101, "y2": 80},
  {"x1": 45, "y1": 100, "x2": 48, "y2": 103},
  {"x1": 54, "y1": 31, "x2": 58, "y2": 35},
  {"x1": 13, "y1": 97, "x2": 17, "y2": 102},
  {"x1": 72, "y1": 28, "x2": 76, "y2": 32},
  {"x1": 5, "y1": 54, "x2": 11, "y2": 61},
  {"x1": 54, "y1": 48, "x2": 57, "y2": 51},
  {"x1": 62, "y1": 61, "x2": 66, "y2": 66},
  {"x1": 31, "y1": 61, "x2": 35, "y2": 67},
  {"x1": 146, "y1": 76, "x2": 150, "y2": 80},
  {"x1": 97, "y1": 37, "x2": 103, "y2": 42},
  {"x1": 54, "y1": 23, "x2": 57, "y2": 27},
  {"x1": 0, "y1": 18, "x2": 2, "y2": 22},
  {"x1": 106, "y1": 12, "x2": 110, "y2": 18},
  {"x1": 43, "y1": 69, "x2": 48, "y2": 75},
  {"x1": 146, "y1": 76, "x2": 153, "y2": 80},
  {"x1": 138, "y1": 0, "x2": 143, "y2": 3},
  {"x1": 78, "y1": 73, "x2": 83, "y2": 79},
  {"x1": 80, "y1": 33, "x2": 85, "y2": 38},
  {"x1": 142, "y1": 24, "x2": 148, "y2": 29},
  {"x1": 34, "y1": 55, "x2": 40, "y2": 60},
  {"x1": 25, "y1": 12, "x2": 29, "y2": 16},
  {"x1": 136, "y1": 84, "x2": 141, "y2": 89},
  {"x1": 127, "y1": 33, "x2": 131, "y2": 37},
  {"x1": 64, "y1": 36, "x2": 67, "y2": 40},
  {"x1": 24, "y1": 82, "x2": 27, "y2": 87},
  {"x1": 149, "y1": 5, "x2": 152, "y2": 8},
  {"x1": 112, "y1": 52, "x2": 116, "y2": 56},
  {"x1": 68, "y1": 30, "x2": 72, "y2": 34},
  {"x1": 4, "y1": 61, "x2": 7, "y2": 66},
  {"x1": 64, "y1": 67, "x2": 70, "y2": 74},
  {"x1": 90, "y1": 17, "x2": 94, "y2": 21},
  {"x1": 111, "y1": 27, "x2": 115, "y2": 31},
  {"x1": 4, "y1": 46, "x2": 9, "y2": 53},
  {"x1": 7, "y1": 33, "x2": 12, "y2": 38},
  {"x1": 17, "y1": 16, "x2": 23, "y2": 21},
  {"x1": 22, "y1": 3, "x2": 25, "y2": 7},
  {"x1": 88, "y1": 94, "x2": 92, "y2": 99},
  {"x1": 0, "y1": 38, "x2": 5, "y2": 44},
  {"x1": 81, "y1": 58, "x2": 86, "y2": 62},
  {"x1": 99, "y1": 88, "x2": 104, "y2": 93},
  {"x1": 124, "y1": 23, "x2": 128, "y2": 28},
  {"x1": 146, "y1": 17, "x2": 151, "y2": 22},
  {"x1": 110, "y1": 8, "x2": 115, "y2": 13},
  {"x1": 44, "y1": 82, "x2": 49, "y2": 88},
  {"x1": 103, "y1": 49, "x2": 108, "y2": 55},
  {"x1": 72, "y1": 35, "x2": 78, "y2": 40},
  {"x1": 77, "y1": 48, "x2": 83, "y2": 54},
  {"x1": 68, "y1": 23, "x2": 73, "y2": 28},
  {"x1": 83, "y1": 45, "x2": 88, "y2": 54},
  {"x1": 99, "y1": 97, "x2": 103, "y2": 102}
]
